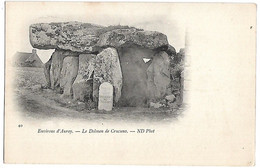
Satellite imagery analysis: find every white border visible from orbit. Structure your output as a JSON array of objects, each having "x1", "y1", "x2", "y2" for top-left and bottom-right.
[{"x1": 1, "y1": 0, "x2": 258, "y2": 168}]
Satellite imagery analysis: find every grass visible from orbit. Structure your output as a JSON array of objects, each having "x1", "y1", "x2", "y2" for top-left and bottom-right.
[{"x1": 14, "y1": 67, "x2": 46, "y2": 88}]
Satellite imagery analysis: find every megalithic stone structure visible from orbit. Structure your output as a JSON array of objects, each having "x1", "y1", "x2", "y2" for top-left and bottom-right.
[{"x1": 30, "y1": 21, "x2": 184, "y2": 108}]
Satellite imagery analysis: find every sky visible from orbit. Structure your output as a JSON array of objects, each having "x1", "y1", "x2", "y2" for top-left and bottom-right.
[{"x1": 6, "y1": 2, "x2": 186, "y2": 63}]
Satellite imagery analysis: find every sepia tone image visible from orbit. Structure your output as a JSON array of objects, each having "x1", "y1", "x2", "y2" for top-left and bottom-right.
[{"x1": 4, "y1": 2, "x2": 255, "y2": 165}]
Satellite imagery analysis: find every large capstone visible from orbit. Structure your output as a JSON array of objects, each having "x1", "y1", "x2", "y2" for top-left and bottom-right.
[
  {"x1": 117, "y1": 46, "x2": 156, "y2": 107},
  {"x1": 147, "y1": 51, "x2": 171, "y2": 101},
  {"x1": 29, "y1": 22, "x2": 168, "y2": 53},
  {"x1": 96, "y1": 29, "x2": 168, "y2": 50},
  {"x1": 60, "y1": 56, "x2": 79, "y2": 97},
  {"x1": 93, "y1": 47, "x2": 122, "y2": 103},
  {"x1": 72, "y1": 54, "x2": 95, "y2": 102}
]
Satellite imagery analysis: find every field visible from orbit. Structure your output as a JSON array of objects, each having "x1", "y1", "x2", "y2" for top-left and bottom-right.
[{"x1": 13, "y1": 67, "x2": 185, "y2": 123}]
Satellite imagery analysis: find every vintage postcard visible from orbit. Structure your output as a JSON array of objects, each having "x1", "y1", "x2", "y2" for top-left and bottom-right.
[{"x1": 4, "y1": 2, "x2": 256, "y2": 165}]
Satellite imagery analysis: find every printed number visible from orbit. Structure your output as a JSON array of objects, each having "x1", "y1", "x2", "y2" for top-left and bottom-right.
[{"x1": 18, "y1": 124, "x2": 23, "y2": 128}]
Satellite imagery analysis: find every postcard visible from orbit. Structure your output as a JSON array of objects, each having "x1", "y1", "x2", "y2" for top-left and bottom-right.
[{"x1": 4, "y1": 2, "x2": 256, "y2": 165}]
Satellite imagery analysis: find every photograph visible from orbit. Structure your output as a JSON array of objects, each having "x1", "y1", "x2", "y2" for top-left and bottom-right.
[{"x1": 4, "y1": 2, "x2": 256, "y2": 166}]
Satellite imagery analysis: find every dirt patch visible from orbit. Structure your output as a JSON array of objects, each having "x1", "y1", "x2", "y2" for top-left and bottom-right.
[{"x1": 13, "y1": 67, "x2": 185, "y2": 123}]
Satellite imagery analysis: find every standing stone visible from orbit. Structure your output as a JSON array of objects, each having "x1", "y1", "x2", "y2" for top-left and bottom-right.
[
  {"x1": 60, "y1": 56, "x2": 79, "y2": 97},
  {"x1": 118, "y1": 46, "x2": 155, "y2": 107},
  {"x1": 43, "y1": 56, "x2": 52, "y2": 88},
  {"x1": 98, "y1": 82, "x2": 113, "y2": 111},
  {"x1": 72, "y1": 54, "x2": 95, "y2": 101},
  {"x1": 50, "y1": 50, "x2": 67, "y2": 90},
  {"x1": 147, "y1": 51, "x2": 171, "y2": 101},
  {"x1": 93, "y1": 48, "x2": 122, "y2": 104},
  {"x1": 50, "y1": 50, "x2": 79, "y2": 91}
]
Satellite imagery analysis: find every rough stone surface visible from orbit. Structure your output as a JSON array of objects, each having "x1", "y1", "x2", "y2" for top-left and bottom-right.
[
  {"x1": 171, "y1": 78, "x2": 181, "y2": 92},
  {"x1": 96, "y1": 29, "x2": 168, "y2": 50},
  {"x1": 147, "y1": 51, "x2": 171, "y2": 101},
  {"x1": 30, "y1": 22, "x2": 168, "y2": 53},
  {"x1": 50, "y1": 50, "x2": 66, "y2": 90},
  {"x1": 72, "y1": 54, "x2": 95, "y2": 101},
  {"x1": 174, "y1": 48, "x2": 185, "y2": 64},
  {"x1": 60, "y1": 56, "x2": 79, "y2": 97},
  {"x1": 165, "y1": 94, "x2": 175, "y2": 102},
  {"x1": 50, "y1": 49, "x2": 79, "y2": 90},
  {"x1": 43, "y1": 56, "x2": 52, "y2": 88},
  {"x1": 93, "y1": 48, "x2": 122, "y2": 103},
  {"x1": 118, "y1": 46, "x2": 156, "y2": 107},
  {"x1": 166, "y1": 44, "x2": 176, "y2": 56},
  {"x1": 74, "y1": 54, "x2": 95, "y2": 82},
  {"x1": 168, "y1": 101, "x2": 178, "y2": 109},
  {"x1": 72, "y1": 80, "x2": 93, "y2": 102},
  {"x1": 30, "y1": 22, "x2": 102, "y2": 52}
]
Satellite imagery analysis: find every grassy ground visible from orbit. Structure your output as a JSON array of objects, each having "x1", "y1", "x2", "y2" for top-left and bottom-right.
[{"x1": 13, "y1": 67, "x2": 185, "y2": 123}]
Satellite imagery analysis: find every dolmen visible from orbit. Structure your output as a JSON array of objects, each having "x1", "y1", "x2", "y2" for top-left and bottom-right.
[{"x1": 29, "y1": 21, "x2": 183, "y2": 108}]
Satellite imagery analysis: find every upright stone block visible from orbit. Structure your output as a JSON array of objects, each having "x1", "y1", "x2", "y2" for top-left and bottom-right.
[
  {"x1": 93, "y1": 48, "x2": 122, "y2": 104},
  {"x1": 60, "y1": 56, "x2": 79, "y2": 97},
  {"x1": 43, "y1": 56, "x2": 52, "y2": 88},
  {"x1": 72, "y1": 54, "x2": 95, "y2": 102},
  {"x1": 117, "y1": 46, "x2": 155, "y2": 107},
  {"x1": 147, "y1": 51, "x2": 171, "y2": 101},
  {"x1": 50, "y1": 49, "x2": 79, "y2": 91},
  {"x1": 50, "y1": 50, "x2": 67, "y2": 90}
]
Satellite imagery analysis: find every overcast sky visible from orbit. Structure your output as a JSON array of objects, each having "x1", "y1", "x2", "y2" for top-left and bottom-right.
[{"x1": 7, "y1": 2, "x2": 186, "y2": 63}]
